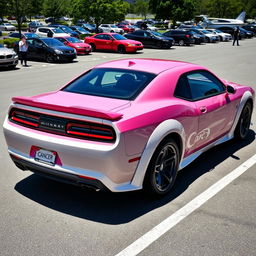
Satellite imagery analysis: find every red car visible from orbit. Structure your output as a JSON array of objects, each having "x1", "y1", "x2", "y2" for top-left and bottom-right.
[
  {"x1": 55, "y1": 36, "x2": 91, "y2": 55},
  {"x1": 84, "y1": 33, "x2": 143, "y2": 53},
  {"x1": 117, "y1": 24, "x2": 135, "y2": 33}
]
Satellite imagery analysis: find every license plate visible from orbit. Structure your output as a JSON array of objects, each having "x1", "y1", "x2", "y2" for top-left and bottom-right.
[{"x1": 35, "y1": 148, "x2": 56, "y2": 166}]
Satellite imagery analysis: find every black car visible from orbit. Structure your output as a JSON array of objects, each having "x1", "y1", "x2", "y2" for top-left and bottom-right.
[
  {"x1": 49, "y1": 24, "x2": 79, "y2": 38},
  {"x1": 163, "y1": 29, "x2": 195, "y2": 46},
  {"x1": 125, "y1": 30, "x2": 174, "y2": 48},
  {"x1": 8, "y1": 32, "x2": 39, "y2": 39},
  {"x1": 69, "y1": 26, "x2": 91, "y2": 36},
  {"x1": 242, "y1": 24, "x2": 256, "y2": 34},
  {"x1": 14, "y1": 38, "x2": 76, "y2": 63},
  {"x1": 239, "y1": 27, "x2": 254, "y2": 38},
  {"x1": 77, "y1": 23, "x2": 98, "y2": 33}
]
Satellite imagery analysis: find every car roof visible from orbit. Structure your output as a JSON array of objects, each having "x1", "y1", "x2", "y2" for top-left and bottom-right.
[{"x1": 95, "y1": 58, "x2": 199, "y2": 75}]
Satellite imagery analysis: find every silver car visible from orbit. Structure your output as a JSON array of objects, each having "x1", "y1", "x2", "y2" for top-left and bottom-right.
[
  {"x1": 0, "y1": 44, "x2": 18, "y2": 68},
  {"x1": 0, "y1": 23, "x2": 16, "y2": 31}
]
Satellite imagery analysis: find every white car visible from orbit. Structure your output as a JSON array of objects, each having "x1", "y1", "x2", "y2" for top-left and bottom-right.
[
  {"x1": 99, "y1": 24, "x2": 124, "y2": 34},
  {"x1": 0, "y1": 23, "x2": 16, "y2": 31},
  {"x1": 206, "y1": 29, "x2": 232, "y2": 41},
  {"x1": 198, "y1": 29, "x2": 219, "y2": 43},
  {"x1": 0, "y1": 44, "x2": 18, "y2": 69},
  {"x1": 35, "y1": 27, "x2": 70, "y2": 38}
]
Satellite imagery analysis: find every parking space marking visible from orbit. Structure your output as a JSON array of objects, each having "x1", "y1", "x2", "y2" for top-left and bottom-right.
[{"x1": 116, "y1": 153, "x2": 256, "y2": 256}]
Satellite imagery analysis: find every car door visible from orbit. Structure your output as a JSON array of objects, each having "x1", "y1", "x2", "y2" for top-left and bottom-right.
[
  {"x1": 33, "y1": 39, "x2": 46, "y2": 60},
  {"x1": 93, "y1": 34, "x2": 108, "y2": 50},
  {"x1": 186, "y1": 70, "x2": 236, "y2": 149},
  {"x1": 103, "y1": 34, "x2": 114, "y2": 50},
  {"x1": 25, "y1": 39, "x2": 35, "y2": 59}
]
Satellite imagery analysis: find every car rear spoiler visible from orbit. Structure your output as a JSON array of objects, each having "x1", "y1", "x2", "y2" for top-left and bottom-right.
[{"x1": 12, "y1": 96, "x2": 123, "y2": 121}]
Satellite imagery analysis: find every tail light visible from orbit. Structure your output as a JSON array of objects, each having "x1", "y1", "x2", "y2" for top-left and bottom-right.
[
  {"x1": 10, "y1": 109, "x2": 40, "y2": 127},
  {"x1": 9, "y1": 108, "x2": 116, "y2": 143},
  {"x1": 185, "y1": 34, "x2": 190, "y2": 38},
  {"x1": 66, "y1": 122, "x2": 115, "y2": 142}
]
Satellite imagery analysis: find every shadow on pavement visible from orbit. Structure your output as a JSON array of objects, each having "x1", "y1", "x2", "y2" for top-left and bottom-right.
[{"x1": 15, "y1": 130, "x2": 255, "y2": 224}]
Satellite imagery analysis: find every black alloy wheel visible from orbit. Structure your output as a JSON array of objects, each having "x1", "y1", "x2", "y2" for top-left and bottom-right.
[
  {"x1": 117, "y1": 45, "x2": 126, "y2": 54},
  {"x1": 144, "y1": 138, "x2": 180, "y2": 196},
  {"x1": 234, "y1": 102, "x2": 252, "y2": 140}
]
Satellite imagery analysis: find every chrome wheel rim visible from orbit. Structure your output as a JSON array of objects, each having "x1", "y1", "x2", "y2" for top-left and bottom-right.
[{"x1": 153, "y1": 144, "x2": 178, "y2": 192}]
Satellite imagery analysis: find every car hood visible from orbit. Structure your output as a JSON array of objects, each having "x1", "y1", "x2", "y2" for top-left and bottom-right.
[
  {"x1": 71, "y1": 42, "x2": 90, "y2": 47},
  {"x1": 53, "y1": 33, "x2": 70, "y2": 37},
  {"x1": 0, "y1": 47, "x2": 15, "y2": 55},
  {"x1": 52, "y1": 46, "x2": 74, "y2": 51},
  {"x1": 12, "y1": 91, "x2": 131, "y2": 121}
]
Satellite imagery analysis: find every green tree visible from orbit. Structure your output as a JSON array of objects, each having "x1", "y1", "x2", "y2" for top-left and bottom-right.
[
  {"x1": 71, "y1": 0, "x2": 129, "y2": 30},
  {"x1": 42, "y1": 0, "x2": 71, "y2": 20},
  {"x1": 0, "y1": 0, "x2": 11, "y2": 21},
  {"x1": 134, "y1": 0, "x2": 151, "y2": 19}
]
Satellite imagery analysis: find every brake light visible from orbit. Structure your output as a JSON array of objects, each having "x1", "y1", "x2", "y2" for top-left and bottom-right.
[
  {"x1": 66, "y1": 122, "x2": 115, "y2": 142},
  {"x1": 10, "y1": 109, "x2": 40, "y2": 128},
  {"x1": 185, "y1": 34, "x2": 190, "y2": 38}
]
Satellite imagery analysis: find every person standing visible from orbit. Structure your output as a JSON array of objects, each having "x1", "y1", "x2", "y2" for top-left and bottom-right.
[
  {"x1": 19, "y1": 36, "x2": 29, "y2": 66},
  {"x1": 232, "y1": 26, "x2": 240, "y2": 46}
]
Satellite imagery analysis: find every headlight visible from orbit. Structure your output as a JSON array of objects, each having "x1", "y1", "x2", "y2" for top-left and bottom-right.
[
  {"x1": 54, "y1": 49, "x2": 63, "y2": 54},
  {"x1": 76, "y1": 46, "x2": 82, "y2": 48},
  {"x1": 127, "y1": 44, "x2": 136, "y2": 46}
]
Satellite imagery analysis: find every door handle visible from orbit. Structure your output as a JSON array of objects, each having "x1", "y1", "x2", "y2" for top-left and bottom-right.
[{"x1": 200, "y1": 106, "x2": 207, "y2": 113}]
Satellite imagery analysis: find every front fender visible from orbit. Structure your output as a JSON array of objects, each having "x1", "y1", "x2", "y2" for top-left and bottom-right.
[{"x1": 131, "y1": 119, "x2": 185, "y2": 188}]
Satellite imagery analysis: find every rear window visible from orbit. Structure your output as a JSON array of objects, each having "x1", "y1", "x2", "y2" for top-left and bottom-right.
[{"x1": 62, "y1": 68, "x2": 156, "y2": 100}]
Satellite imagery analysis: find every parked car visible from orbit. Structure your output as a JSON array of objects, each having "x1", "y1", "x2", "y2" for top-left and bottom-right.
[
  {"x1": 3, "y1": 59, "x2": 254, "y2": 195},
  {"x1": 0, "y1": 23, "x2": 16, "y2": 31},
  {"x1": 125, "y1": 30, "x2": 174, "y2": 49},
  {"x1": 206, "y1": 29, "x2": 232, "y2": 41},
  {"x1": 187, "y1": 30, "x2": 206, "y2": 44},
  {"x1": 48, "y1": 24, "x2": 79, "y2": 38},
  {"x1": 69, "y1": 26, "x2": 91, "y2": 36},
  {"x1": 28, "y1": 21, "x2": 43, "y2": 32},
  {"x1": 218, "y1": 27, "x2": 246, "y2": 40},
  {"x1": 99, "y1": 24, "x2": 124, "y2": 34},
  {"x1": 198, "y1": 29, "x2": 219, "y2": 42},
  {"x1": 0, "y1": 30, "x2": 2, "y2": 36},
  {"x1": 8, "y1": 32, "x2": 39, "y2": 39},
  {"x1": 14, "y1": 38, "x2": 76, "y2": 63},
  {"x1": 84, "y1": 33, "x2": 143, "y2": 53},
  {"x1": 239, "y1": 27, "x2": 254, "y2": 38},
  {"x1": 0, "y1": 44, "x2": 18, "y2": 69},
  {"x1": 55, "y1": 36, "x2": 91, "y2": 55},
  {"x1": 117, "y1": 24, "x2": 135, "y2": 33},
  {"x1": 242, "y1": 24, "x2": 256, "y2": 34},
  {"x1": 163, "y1": 29, "x2": 195, "y2": 46},
  {"x1": 77, "y1": 23, "x2": 97, "y2": 33},
  {"x1": 35, "y1": 27, "x2": 70, "y2": 38}
]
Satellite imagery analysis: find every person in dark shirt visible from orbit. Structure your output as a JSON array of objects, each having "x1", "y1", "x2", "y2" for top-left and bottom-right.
[{"x1": 232, "y1": 26, "x2": 240, "y2": 46}]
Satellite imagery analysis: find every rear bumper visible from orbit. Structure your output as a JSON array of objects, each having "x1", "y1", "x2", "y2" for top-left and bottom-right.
[{"x1": 3, "y1": 111, "x2": 141, "y2": 192}]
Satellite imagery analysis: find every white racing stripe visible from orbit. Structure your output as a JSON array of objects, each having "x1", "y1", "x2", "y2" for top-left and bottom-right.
[{"x1": 115, "y1": 154, "x2": 256, "y2": 256}]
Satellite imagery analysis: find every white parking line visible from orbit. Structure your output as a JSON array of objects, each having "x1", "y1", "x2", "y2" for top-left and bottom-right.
[{"x1": 115, "y1": 153, "x2": 256, "y2": 256}]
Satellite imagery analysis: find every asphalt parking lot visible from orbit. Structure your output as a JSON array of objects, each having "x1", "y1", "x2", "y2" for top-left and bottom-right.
[{"x1": 0, "y1": 39, "x2": 256, "y2": 256}]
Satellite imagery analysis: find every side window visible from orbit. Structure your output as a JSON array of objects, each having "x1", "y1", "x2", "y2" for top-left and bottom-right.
[
  {"x1": 187, "y1": 71, "x2": 225, "y2": 100},
  {"x1": 57, "y1": 38, "x2": 65, "y2": 43},
  {"x1": 104, "y1": 35, "x2": 112, "y2": 40},
  {"x1": 94, "y1": 34, "x2": 105, "y2": 40},
  {"x1": 174, "y1": 75, "x2": 192, "y2": 99},
  {"x1": 34, "y1": 39, "x2": 43, "y2": 47},
  {"x1": 174, "y1": 71, "x2": 225, "y2": 101},
  {"x1": 135, "y1": 31, "x2": 143, "y2": 36}
]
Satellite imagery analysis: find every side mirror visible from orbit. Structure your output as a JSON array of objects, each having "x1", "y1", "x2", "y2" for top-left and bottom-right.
[{"x1": 227, "y1": 85, "x2": 236, "y2": 94}]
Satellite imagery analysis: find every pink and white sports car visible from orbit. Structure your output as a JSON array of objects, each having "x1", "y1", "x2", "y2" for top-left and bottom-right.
[{"x1": 3, "y1": 59, "x2": 254, "y2": 195}]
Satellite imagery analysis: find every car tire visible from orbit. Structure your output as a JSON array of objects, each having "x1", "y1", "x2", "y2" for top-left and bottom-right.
[
  {"x1": 117, "y1": 45, "x2": 126, "y2": 54},
  {"x1": 90, "y1": 43, "x2": 96, "y2": 52},
  {"x1": 46, "y1": 54, "x2": 55, "y2": 63},
  {"x1": 178, "y1": 40, "x2": 185, "y2": 46},
  {"x1": 206, "y1": 37, "x2": 210, "y2": 43},
  {"x1": 143, "y1": 138, "x2": 180, "y2": 196},
  {"x1": 234, "y1": 102, "x2": 252, "y2": 140},
  {"x1": 156, "y1": 41, "x2": 163, "y2": 49}
]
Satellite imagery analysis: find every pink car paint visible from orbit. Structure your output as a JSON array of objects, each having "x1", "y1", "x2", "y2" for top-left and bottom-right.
[{"x1": 3, "y1": 58, "x2": 254, "y2": 193}]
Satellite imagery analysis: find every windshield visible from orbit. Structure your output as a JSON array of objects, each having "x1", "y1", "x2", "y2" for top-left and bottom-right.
[
  {"x1": 42, "y1": 38, "x2": 64, "y2": 47},
  {"x1": 151, "y1": 31, "x2": 164, "y2": 37},
  {"x1": 215, "y1": 29, "x2": 222, "y2": 33},
  {"x1": 52, "y1": 28, "x2": 65, "y2": 33},
  {"x1": 61, "y1": 26, "x2": 73, "y2": 33},
  {"x1": 201, "y1": 30, "x2": 210, "y2": 34},
  {"x1": 25, "y1": 33, "x2": 39, "y2": 38},
  {"x1": 62, "y1": 68, "x2": 156, "y2": 100},
  {"x1": 66, "y1": 37, "x2": 81, "y2": 43},
  {"x1": 76, "y1": 27, "x2": 87, "y2": 32},
  {"x1": 112, "y1": 34, "x2": 127, "y2": 40}
]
